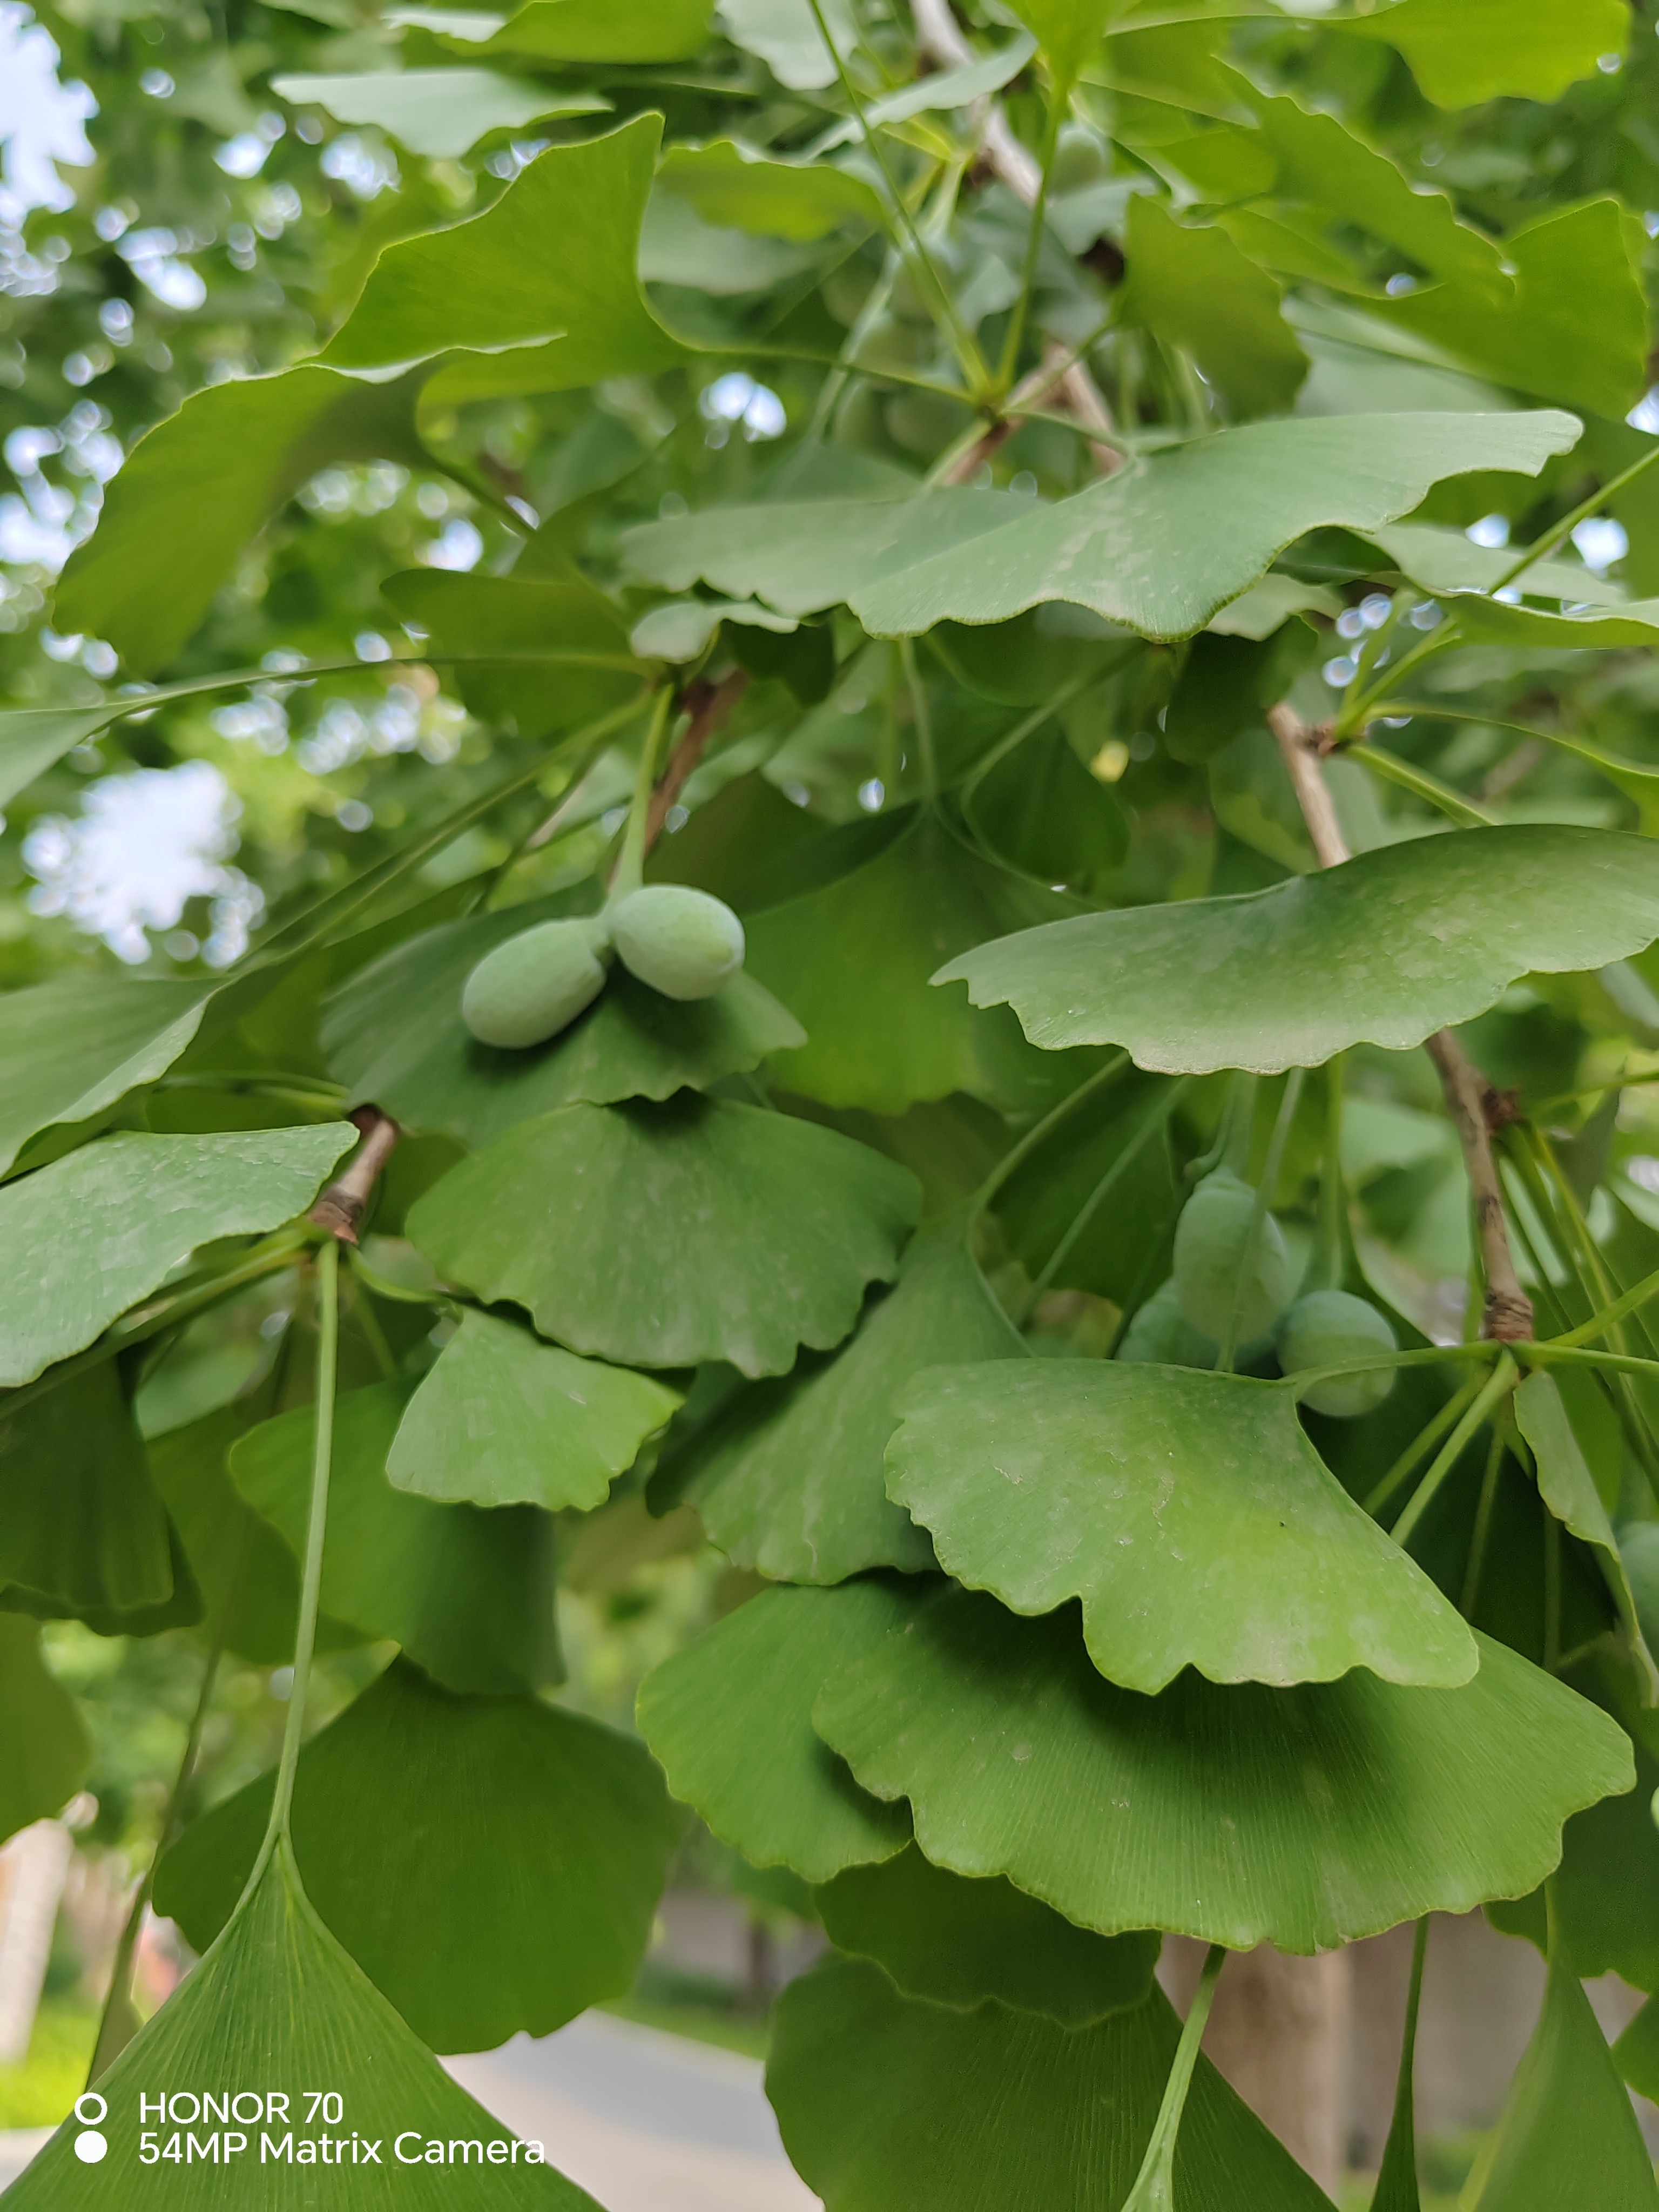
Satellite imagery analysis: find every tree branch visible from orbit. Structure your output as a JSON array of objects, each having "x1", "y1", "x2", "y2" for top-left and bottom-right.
[
  {"x1": 308, "y1": 1107, "x2": 401, "y2": 1245},
  {"x1": 911, "y1": 0, "x2": 1121, "y2": 470},
  {"x1": 1268, "y1": 703, "x2": 1533, "y2": 1343},
  {"x1": 645, "y1": 670, "x2": 749, "y2": 852}
]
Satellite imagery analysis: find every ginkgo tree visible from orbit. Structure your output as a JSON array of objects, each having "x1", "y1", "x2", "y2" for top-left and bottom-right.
[{"x1": 8, "y1": 0, "x2": 1659, "y2": 2204}]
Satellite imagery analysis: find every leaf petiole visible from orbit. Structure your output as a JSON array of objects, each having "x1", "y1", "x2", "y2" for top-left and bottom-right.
[
  {"x1": 1122, "y1": 1943, "x2": 1228, "y2": 2212},
  {"x1": 1391, "y1": 1352, "x2": 1519, "y2": 1547}
]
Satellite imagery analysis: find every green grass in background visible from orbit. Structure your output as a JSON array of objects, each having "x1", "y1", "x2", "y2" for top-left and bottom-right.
[{"x1": 0, "y1": 2004, "x2": 98, "y2": 2130}]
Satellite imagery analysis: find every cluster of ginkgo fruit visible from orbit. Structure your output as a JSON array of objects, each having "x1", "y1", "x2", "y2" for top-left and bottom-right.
[{"x1": 460, "y1": 885, "x2": 747, "y2": 1050}]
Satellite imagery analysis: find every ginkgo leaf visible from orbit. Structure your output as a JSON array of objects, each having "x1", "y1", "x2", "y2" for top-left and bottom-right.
[
  {"x1": 479, "y1": 0, "x2": 712, "y2": 61},
  {"x1": 231, "y1": 1383, "x2": 561, "y2": 1694},
  {"x1": 1375, "y1": 200, "x2": 1646, "y2": 421},
  {"x1": 619, "y1": 486, "x2": 1036, "y2": 619},
  {"x1": 741, "y1": 808, "x2": 1082, "y2": 1114},
  {"x1": 387, "y1": 1307, "x2": 680, "y2": 1512},
  {"x1": 154, "y1": 1659, "x2": 682, "y2": 2053},
  {"x1": 0, "y1": 1125, "x2": 354, "y2": 1388},
  {"x1": 379, "y1": 569, "x2": 644, "y2": 736},
  {"x1": 1006, "y1": 0, "x2": 1110, "y2": 91},
  {"x1": 1451, "y1": 594, "x2": 1659, "y2": 653},
  {"x1": 269, "y1": 70, "x2": 608, "y2": 158},
  {"x1": 1117, "y1": 197, "x2": 1307, "y2": 417},
  {"x1": 0, "y1": 1615, "x2": 90, "y2": 1847},
  {"x1": 717, "y1": 0, "x2": 850, "y2": 89},
  {"x1": 1515, "y1": 1373, "x2": 1658, "y2": 1694},
  {"x1": 406, "y1": 1097, "x2": 920, "y2": 1378},
  {"x1": 147, "y1": 1406, "x2": 318, "y2": 1666},
  {"x1": 669, "y1": 1211, "x2": 1026, "y2": 1584},
  {"x1": 54, "y1": 363, "x2": 431, "y2": 673},
  {"x1": 885, "y1": 1362, "x2": 1475, "y2": 1692},
  {"x1": 767, "y1": 1958, "x2": 1335, "y2": 2212},
  {"x1": 842, "y1": 411, "x2": 1578, "y2": 640},
  {"x1": 1616, "y1": 1994, "x2": 1659, "y2": 2103},
  {"x1": 657, "y1": 139, "x2": 885, "y2": 241},
  {"x1": 4, "y1": 1844, "x2": 599, "y2": 2208},
  {"x1": 1370, "y1": 522, "x2": 1624, "y2": 604},
  {"x1": 322, "y1": 902, "x2": 804, "y2": 1146},
  {"x1": 0, "y1": 972, "x2": 209, "y2": 1175},
  {"x1": 1348, "y1": 0, "x2": 1627, "y2": 109},
  {"x1": 814, "y1": 1844, "x2": 1157, "y2": 2027},
  {"x1": 322, "y1": 115, "x2": 684, "y2": 404},
  {"x1": 0, "y1": 1363, "x2": 176, "y2": 1617},
  {"x1": 1461, "y1": 1954, "x2": 1659, "y2": 2212},
  {"x1": 936, "y1": 827, "x2": 1659, "y2": 1076},
  {"x1": 1487, "y1": 1651, "x2": 1659, "y2": 1996},
  {"x1": 812, "y1": 1582, "x2": 1633, "y2": 1952},
  {"x1": 629, "y1": 595, "x2": 797, "y2": 663},
  {"x1": 636, "y1": 1578, "x2": 912, "y2": 1881}
]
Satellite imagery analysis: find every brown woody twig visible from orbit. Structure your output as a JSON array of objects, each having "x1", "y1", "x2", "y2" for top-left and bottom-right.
[
  {"x1": 645, "y1": 670, "x2": 750, "y2": 852},
  {"x1": 308, "y1": 1106, "x2": 401, "y2": 1245},
  {"x1": 1269, "y1": 704, "x2": 1533, "y2": 1343}
]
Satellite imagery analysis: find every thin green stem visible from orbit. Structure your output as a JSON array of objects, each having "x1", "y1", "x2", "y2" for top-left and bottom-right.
[
  {"x1": 803, "y1": 0, "x2": 988, "y2": 394},
  {"x1": 87, "y1": 1638, "x2": 224, "y2": 2083},
  {"x1": 900, "y1": 639, "x2": 938, "y2": 800},
  {"x1": 1316, "y1": 1056, "x2": 1345, "y2": 1291},
  {"x1": 1343, "y1": 740, "x2": 1497, "y2": 827},
  {"x1": 1491, "y1": 443, "x2": 1659, "y2": 594},
  {"x1": 1363, "y1": 1367, "x2": 1491, "y2": 1518},
  {"x1": 1461, "y1": 1426, "x2": 1506, "y2": 1618},
  {"x1": 269, "y1": 1239, "x2": 339, "y2": 1852},
  {"x1": 1289, "y1": 1341, "x2": 1500, "y2": 1397},
  {"x1": 998, "y1": 89, "x2": 1063, "y2": 390},
  {"x1": 1555, "y1": 1262, "x2": 1659, "y2": 1347},
  {"x1": 972, "y1": 1053, "x2": 1131, "y2": 1220},
  {"x1": 1392, "y1": 1353, "x2": 1519, "y2": 1547},
  {"x1": 1220, "y1": 1073, "x2": 1258, "y2": 1178},
  {"x1": 1122, "y1": 1944, "x2": 1228, "y2": 2212},
  {"x1": 1543, "y1": 1509, "x2": 1562, "y2": 1671},
  {"x1": 1015, "y1": 1080, "x2": 1192, "y2": 1327},
  {"x1": 1334, "y1": 619, "x2": 1462, "y2": 738},
  {"x1": 610, "y1": 684, "x2": 676, "y2": 900},
  {"x1": 1218, "y1": 1069, "x2": 1303, "y2": 1373}
]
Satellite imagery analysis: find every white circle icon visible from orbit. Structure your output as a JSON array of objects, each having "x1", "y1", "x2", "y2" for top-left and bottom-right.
[
  {"x1": 73, "y1": 2094, "x2": 107, "y2": 2126},
  {"x1": 73, "y1": 2131, "x2": 107, "y2": 2164}
]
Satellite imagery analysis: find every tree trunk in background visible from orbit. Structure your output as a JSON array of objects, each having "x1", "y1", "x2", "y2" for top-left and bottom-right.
[
  {"x1": 0, "y1": 1820, "x2": 72, "y2": 2063},
  {"x1": 1163, "y1": 1939, "x2": 1352, "y2": 2197}
]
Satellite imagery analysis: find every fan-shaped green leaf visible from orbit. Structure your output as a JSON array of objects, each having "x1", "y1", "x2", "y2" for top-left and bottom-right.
[
  {"x1": 268, "y1": 70, "x2": 606, "y2": 158},
  {"x1": 886, "y1": 1363, "x2": 1475, "y2": 1692},
  {"x1": 1117, "y1": 198, "x2": 1307, "y2": 418},
  {"x1": 407, "y1": 1097, "x2": 920, "y2": 1378},
  {"x1": 767, "y1": 1957, "x2": 1336, "y2": 2212},
  {"x1": 480, "y1": 0, "x2": 712, "y2": 60},
  {"x1": 54, "y1": 362, "x2": 431, "y2": 673},
  {"x1": 379, "y1": 570, "x2": 644, "y2": 736},
  {"x1": 671, "y1": 1212, "x2": 1025, "y2": 1584},
  {"x1": 154, "y1": 1660, "x2": 682, "y2": 2053},
  {"x1": 322, "y1": 116, "x2": 684, "y2": 405},
  {"x1": 964, "y1": 728, "x2": 1129, "y2": 896},
  {"x1": 0, "y1": 1364, "x2": 174, "y2": 1616},
  {"x1": 812, "y1": 1582, "x2": 1632, "y2": 1951},
  {"x1": 1616, "y1": 1993, "x2": 1659, "y2": 2103},
  {"x1": 1451, "y1": 594, "x2": 1659, "y2": 652},
  {"x1": 717, "y1": 0, "x2": 849, "y2": 89},
  {"x1": 0, "y1": 705, "x2": 140, "y2": 809},
  {"x1": 231, "y1": 1383, "x2": 560, "y2": 1692},
  {"x1": 0, "y1": 1616, "x2": 90, "y2": 1847},
  {"x1": 1375, "y1": 200, "x2": 1645, "y2": 421},
  {"x1": 1461, "y1": 1955, "x2": 1659, "y2": 2212},
  {"x1": 842, "y1": 412, "x2": 1578, "y2": 640},
  {"x1": 2, "y1": 1845, "x2": 599, "y2": 2209},
  {"x1": 1515, "y1": 1373, "x2": 1658, "y2": 1693},
  {"x1": 814, "y1": 1844, "x2": 1157, "y2": 2026},
  {"x1": 636, "y1": 1579, "x2": 912, "y2": 1881},
  {"x1": 938, "y1": 827, "x2": 1659, "y2": 1076},
  {"x1": 620, "y1": 487, "x2": 1035, "y2": 619},
  {"x1": 1487, "y1": 1651, "x2": 1659, "y2": 1994},
  {"x1": 388, "y1": 1308, "x2": 679, "y2": 1511},
  {"x1": 1348, "y1": 0, "x2": 1626, "y2": 109},
  {"x1": 1370, "y1": 523, "x2": 1624, "y2": 604},
  {"x1": 321, "y1": 901, "x2": 804, "y2": 1142},
  {"x1": 0, "y1": 973, "x2": 208, "y2": 1176},
  {"x1": 742, "y1": 809, "x2": 1081, "y2": 1113},
  {"x1": 147, "y1": 1406, "x2": 315, "y2": 1665},
  {"x1": 1006, "y1": 0, "x2": 1109, "y2": 91},
  {"x1": 658, "y1": 139, "x2": 884, "y2": 241},
  {"x1": 0, "y1": 1125, "x2": 354, "y2": 1388}
]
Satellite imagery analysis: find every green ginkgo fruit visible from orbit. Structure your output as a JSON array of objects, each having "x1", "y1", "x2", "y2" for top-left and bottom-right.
[
  {"x1": 1277, "y1": 1289, "x2": 1398, "y2": 1417},
  {"x1": 1172, "y1": 1170, "x2": 1296, "y2": 1346},
  {"x1": 1117, "y1": 1278, "x2": 1219, "y2": 1370},
  {"x1": 460, "y1": 915, "x2": 612, "y2": 1050},
  {"x1": 1051, "y1": 122, "x2": 1108, "y2": 194},
  {"x1": 609, "y1": 885, "x2": 745, "y2": 1001}
]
